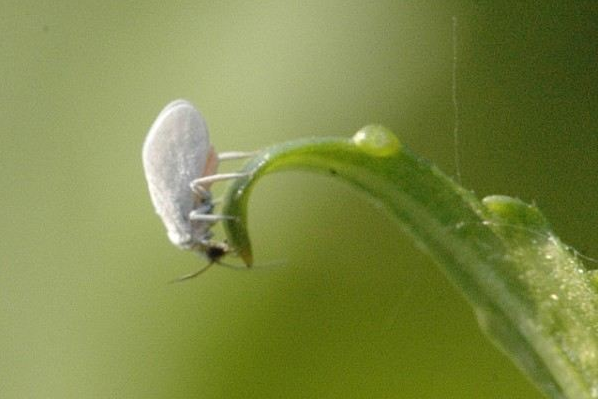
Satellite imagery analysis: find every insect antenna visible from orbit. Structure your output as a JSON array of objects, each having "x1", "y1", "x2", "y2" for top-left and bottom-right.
[{"x1": 169, "y1": 261, "x2": 215, "y2": 283}]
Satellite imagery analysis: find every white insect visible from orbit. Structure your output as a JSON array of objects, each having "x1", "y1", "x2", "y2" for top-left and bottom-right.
[{"x1": 142, "y1": 99, "x2": 253, "y2": 280}]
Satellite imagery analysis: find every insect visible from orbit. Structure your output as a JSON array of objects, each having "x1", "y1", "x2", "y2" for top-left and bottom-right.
[{"x1": 142, "y1": 99, "x2": 254, "y2": 281}]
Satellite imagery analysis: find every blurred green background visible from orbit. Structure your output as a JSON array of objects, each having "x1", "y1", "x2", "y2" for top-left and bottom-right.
[{"x1": 0, "y1": 0, "x2": 595, "y2": 397}]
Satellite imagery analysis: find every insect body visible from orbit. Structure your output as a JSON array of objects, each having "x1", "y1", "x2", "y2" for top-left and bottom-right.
[{"x1": 142, "y1": 99, "x2": 252, "y2": 280}]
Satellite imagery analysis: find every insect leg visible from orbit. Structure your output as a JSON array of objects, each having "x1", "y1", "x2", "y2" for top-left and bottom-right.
[
  {"x1": 191, "y1": 202, "x2": 214, "y2": 215},
  {"x1": 189, "y1": 210, "x2": 236, "y2": 222},
  {"x1": 218, "y1": 151, "x2": 259, "y2": 161},
  {"x1": 190, "y1": 172, "x2": 252, "y2": 189},
  {"x1": 189, "y1": 180, "x2": 213, "y2": 200}
]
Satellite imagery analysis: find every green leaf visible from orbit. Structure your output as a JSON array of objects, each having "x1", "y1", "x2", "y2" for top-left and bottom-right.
[{"x1": 221, "y1": 126, "x2": 597, "y2": 398}]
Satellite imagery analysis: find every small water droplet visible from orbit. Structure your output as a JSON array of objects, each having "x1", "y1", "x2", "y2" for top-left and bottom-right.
[{"x1": 352, "y1": 125, "x2": 401, "y2": 157}]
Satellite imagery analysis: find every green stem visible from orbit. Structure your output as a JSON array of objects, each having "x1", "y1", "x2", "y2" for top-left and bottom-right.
[{"x1": 221, "y1": 126, "x2": 597, "y2": 398}]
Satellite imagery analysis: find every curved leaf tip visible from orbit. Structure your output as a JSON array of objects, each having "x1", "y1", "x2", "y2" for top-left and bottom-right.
[
  {"x1": 222, "y1": 125, "x2": 404, "y2": 267},
  {"x1": 220, "y1": 126, "x2": 597, "y2": 397}
]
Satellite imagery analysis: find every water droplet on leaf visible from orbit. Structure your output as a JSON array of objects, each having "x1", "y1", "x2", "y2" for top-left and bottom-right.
[{"x1": 352, "y1": 125, "x2": 401, "y2": 157}]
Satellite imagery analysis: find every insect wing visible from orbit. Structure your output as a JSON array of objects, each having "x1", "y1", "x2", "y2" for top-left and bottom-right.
[{"x1": 142, "y1": 100, "x2": 210, "y2": 248}]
